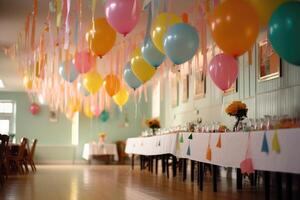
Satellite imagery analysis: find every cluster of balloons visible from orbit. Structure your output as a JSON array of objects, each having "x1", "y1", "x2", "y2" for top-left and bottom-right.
[
  {"x1": 124, "y1": 12, "x2": 200, "y2": 90},
  {"x1": 207, "y1": 0, "x2": 300, "y2": 91}
]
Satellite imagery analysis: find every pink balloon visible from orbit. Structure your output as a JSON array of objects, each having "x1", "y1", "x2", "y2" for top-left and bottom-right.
[
  {"x1": 105, "y1": 0, "x2": 141, "y2": 36},
  {"x1": 208, "y1": 54, "x2": 238, "y2": 91},
  {"x1": 30, "y1": 103, "x2": 40, "y2": 115},
  {"x1": 91, "y1": 105, "x2": 101, "y2": 117},
  {"x1": 74, "y1": 51, "x2": 93, "y2": 74}
]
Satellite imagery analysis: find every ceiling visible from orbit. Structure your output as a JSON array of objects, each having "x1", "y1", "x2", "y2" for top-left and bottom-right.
[{"x1": 0, "y1": 0, "x2": 195, "y2": 92}]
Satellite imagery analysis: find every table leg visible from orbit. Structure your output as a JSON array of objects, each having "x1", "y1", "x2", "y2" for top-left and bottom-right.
[
  {"x1": 276, "y1": 172, "x2": 282, "y2": 200},
  {"x1": 199, "y1": 162, "x2": 204, "y2": 191},
  {"x1": 155, "y1": 156, "x2": 158, "y2": 175},
  {"x1": 131, "y1": 154, "x2": 135, "y2": 170},
  {"x1": 264, "y1": 171, "x2": 270, "y2": 200},
  {"x1": 286, "y1": 173, "x2": 293, "y2": 200},
  {"x1": 183, "y1": 159, "x2": 187, "y2": 181},
  {"x1": 236, "y1": 168, "x2": 243, "y2": 190},
  {"x1": 212, "y1": 165, "x2": 218, "y2": 192},
  {"x1": 172, "y1": 155, "x2": 177, "y2": 177},
  {"x1": 162, "y1": 155, "x2": 166, "y2": 174},
  {"x1": 191, "y1": 160, "x2": 195, "y2": 182}
]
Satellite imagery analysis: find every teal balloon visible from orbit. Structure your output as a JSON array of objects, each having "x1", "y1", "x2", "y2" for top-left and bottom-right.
[
  {"x1": 163, "y1": 23, "x2": 199, "y2": 65},
  {"x1": 100, "y1": 110, "x2": 109, "y2": 122},
  {"x1": 123, "y1": 62, "x2": 141, "y2": 90},
  {"x1": 59, "y1": 61, "x2": 79, "y2": 82},
  {"x1": 141, "y1": 38, "x2": 165, "y2": 68},
  {"x1": 269, "y1": 1, "x2": 300, "y2": 66}
]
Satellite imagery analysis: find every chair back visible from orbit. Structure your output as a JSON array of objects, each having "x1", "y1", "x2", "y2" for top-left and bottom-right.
[
  {"x1": 0, "y1": 134, "x2": 9, "y2": 159},
  {"x1": 116, "y1": 140, "x2": 127, "y2": 164},
  {"x1": 29, "y1": 139, "x2": 38, "y2": 160},
  {"x1": 18, "y1": 138, "x2": 28, "y2": 159}
]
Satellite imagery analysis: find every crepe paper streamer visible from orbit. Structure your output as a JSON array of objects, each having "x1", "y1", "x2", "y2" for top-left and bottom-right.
[
  {"x1": 187, "y1": 144, "x2": 191, "y2": 156},
  {"x1": 188, "y1": 133, "x2": 193, "y2": 140},
  {"x1": 158, "y1": 140, "x2": 160, "y2": 146},
  {"x1": 64, "y1": 0, "x2": 71, "y2": 49},
  {"x1": 216, "y1": 134, "x2": 222, "y2": 148},
  {"x1": 261, "y1": 131, "x2": 269, "y2": 154},
  {"x1": 179, "y1": 134, "x2": 184, "y2": 143},
  {"x1": 272, "y1": 130, "x2": 281, "y2": 153},
  {"x1": 33, "y1": 0, "x2": 38, "y2": 16},
  {"x1": 140, "y1": 142, "x2": 143, "y2": 146},
  {"x1": 240, "y1": 158, "x2": 254, "y2": 174},
  {"x1": 31, "y1": 15, "x2": 36, "y2": 50},
  {"x1": 56, "y1": 0, "x2": 63, "y2": 28},
  {"x1": 206, "y1": 146, "x2": 212, "y2": 161}
]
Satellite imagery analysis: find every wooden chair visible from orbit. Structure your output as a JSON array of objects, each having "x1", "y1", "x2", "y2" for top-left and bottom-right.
[
  {"x1": 0, "y1": 134, "x2": 9, "y2": 181},
  {"x1": 6, "y1": 138, "x2": 28, "y2": 174},
  {"x1": 27, "y1": 139, "x2": 37, "y2": 172},
  {"x1": 116, "y1": 141, "x2": 127, "y2": 164}
]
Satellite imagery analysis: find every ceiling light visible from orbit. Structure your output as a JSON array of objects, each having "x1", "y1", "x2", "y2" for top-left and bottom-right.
[{"x1": 0, "y1": 80, "x2": 5, "y2": 88}]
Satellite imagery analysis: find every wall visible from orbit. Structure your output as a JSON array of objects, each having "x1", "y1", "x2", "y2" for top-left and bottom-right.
[
  {"x1": 161, "y1": 35, "x2": 300, "y2": 129},
  {"x1": 0, "y1": 91, "x2": 151, "y2": 164}
]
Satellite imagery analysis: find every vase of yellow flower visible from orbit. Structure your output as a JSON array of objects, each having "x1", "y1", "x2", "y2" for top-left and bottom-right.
[
  {"x1": 98, "y1": 132, "x2": 107, "y2": 144},
  {"x1": 145, "y1": 118, "x2": 161, "y2": 135},
  {"x1": 225, "y1": 101, "x2": 248, "y2": 132}
]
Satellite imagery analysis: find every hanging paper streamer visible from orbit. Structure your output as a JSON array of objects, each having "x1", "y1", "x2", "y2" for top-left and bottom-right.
[
  {"x1": 216, "y1": 133, "x2": 222, "y2": 148},
  {"x1": 187, "y1": 145, "x2": 191, "y2": 156},
  {"x1": 206, "y1": 134, "x2": 212, "y2": 161},
  {"x1": 64, "y1": 0, "x2": 71, "y2": 49},
  {"x1": 261, "y1": 131, "x2": 269, "y2": 154},
  {"x1": 272, "y1": 130, "x2": 281, "y2": 153},
  {"x1": 206, "y1": 146, "x2": 212, "y2": 161},
  {"x1": 158, "y1": 140, "x2": 160, "y2": 146},
  {"x1": 56, "y1": 0, "x2": 63, "y2": 28},
  {"x1": 179, "y1": 134, "x2": 184, "y2": 143},
  {"x1": 240, "y1": 133, "x2": 254, "y2": 174}
]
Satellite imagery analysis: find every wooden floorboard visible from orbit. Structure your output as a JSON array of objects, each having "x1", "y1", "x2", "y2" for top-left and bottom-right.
[{"x1": 0, "y1": 165, "x2": 266, "y2": 200}]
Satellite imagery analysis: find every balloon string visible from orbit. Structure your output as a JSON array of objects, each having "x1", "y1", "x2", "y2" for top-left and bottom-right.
[{"x1": 144, "y1": 1, "x2": 152, "y2": 45}]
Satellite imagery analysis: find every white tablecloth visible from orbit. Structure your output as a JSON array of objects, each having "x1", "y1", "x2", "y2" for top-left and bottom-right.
[
  {"x1": 125, "y1": 129, "x2": 300, "y2": 174},
  {"x1": 82, "y1": 143, "x2": 119, "y2": 161}
]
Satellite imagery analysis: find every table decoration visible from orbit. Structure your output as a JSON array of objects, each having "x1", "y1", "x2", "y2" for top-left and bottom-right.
[
  {"x1": 225, "y1": 101, "x2": 248, "y2": 131},
  {"x1": 98, "y1": 132, "x2": 107, "y2": 144},
  {"x1": 145, "y1": 118, "x2": 160, "y2": 135}
]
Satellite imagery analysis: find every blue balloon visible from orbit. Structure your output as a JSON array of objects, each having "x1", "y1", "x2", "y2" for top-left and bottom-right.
[
  {"x1": 99, "y1": 110, "x2": 109, "y2": 122},
  {"x1": 269, "y1": 1, "x2": 300, "y2": 66},
  {"x1": 123, "y1": 62, "x2": 141, "y2": 90},
  {"x1": 163, "y1": 23, "x2": 199, "y2": 65},
  {"x1": 141, "y1": 38, "x2": 165, "y2": 68},
  {"x1": 59, "y1": 61, "x2": 79, "y2": 82}
]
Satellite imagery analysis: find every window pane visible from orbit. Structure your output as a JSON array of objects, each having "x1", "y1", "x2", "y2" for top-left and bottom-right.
[
  {"x1": 0, "y1": 119, "x2": 10, "y2": 135},
  {"x1": 0, "y1": 102, "x2": 13, "y2": 113}
]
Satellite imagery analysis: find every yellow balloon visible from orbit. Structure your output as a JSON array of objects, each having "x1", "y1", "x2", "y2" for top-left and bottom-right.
[
  {"x1": 131, "y1": 48, "x2": 156, "y2": 83},
  {"x1": 68, "y1": 99, "x2": 81, "y2": 113},
  {"x1": 83, "y1": 101, "x2": 93, "y2": 119},
  {"x1": 83, "y1": 70, "x2": 103, "y2": 94},
  {"x1": 88, "y1": 18, "x2": 117, "y2": 57},
  {"x1": 248, "y1": 0, "x2": 288, "y2": 27},
  {"x1": 151, "y1": 13, "x2": 182, "y2": 53},
  {"x1": 23, "y1": 75, "x2": 33, "y2": 90},
  {"x1": 113, "y1": 88, "x2": 129, "y2": 108}
]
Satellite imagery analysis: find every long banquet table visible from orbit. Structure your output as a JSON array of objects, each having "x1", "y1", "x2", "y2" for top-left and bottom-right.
[{"x1": 125, "y1": 128, "x2": 300, "y2": 174}]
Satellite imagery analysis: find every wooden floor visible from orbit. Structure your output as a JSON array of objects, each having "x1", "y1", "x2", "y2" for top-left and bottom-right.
[{"x1": 0, "y1": 165, "x2": 266, "y2": 200}]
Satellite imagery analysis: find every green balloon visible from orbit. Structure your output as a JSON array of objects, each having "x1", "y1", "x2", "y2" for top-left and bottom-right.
[
  {"x1": 99, "y1": 110, "x2": 109, "y2": 122},
  {"x1": 269, "y1": 1, "x2": 300, "y2": 66}
]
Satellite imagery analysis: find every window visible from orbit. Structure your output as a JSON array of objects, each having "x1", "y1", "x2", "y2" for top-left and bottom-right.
[{"x1": 0, "y1": 100, "x2": 16, "y2": 136}]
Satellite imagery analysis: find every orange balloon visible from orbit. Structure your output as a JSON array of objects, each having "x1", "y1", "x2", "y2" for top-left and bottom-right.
[
  {"x1": 88, "y1": 18, "x2": 116, "y2": 57},
  {"x1": 104, "y1": 74, "x2": 121, "y2": 97},
  {"x1": 208, "y1": 0, "x2": 259, "y2": 56}
]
